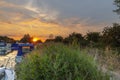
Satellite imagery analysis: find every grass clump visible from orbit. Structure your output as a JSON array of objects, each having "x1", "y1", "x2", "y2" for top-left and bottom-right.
[{"x1": 16, "y1": 43, "x2": 109, "y2": 80}]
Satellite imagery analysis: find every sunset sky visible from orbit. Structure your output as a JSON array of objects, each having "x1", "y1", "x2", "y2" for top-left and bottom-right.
[{"x1": 0, "y1": 0, "x2": 120, "y2": 41}]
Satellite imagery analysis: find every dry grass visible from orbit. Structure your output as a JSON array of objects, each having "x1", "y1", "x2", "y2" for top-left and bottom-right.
[{"x1": 84, "y1": 48, "x2": 120, "y2": 73}]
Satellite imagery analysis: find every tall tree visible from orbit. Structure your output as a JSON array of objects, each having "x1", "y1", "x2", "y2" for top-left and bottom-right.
[
  {"x1": 86, "y1": 32, "x2": 101, "y2": 43},
  {"x1": 20, "y1": 34, "x2": 32, "y2": 43},
  {"x1": 102, "y1": 23, "x2": 120, "y2": 47},
  {"x1": 63, "y1": 32, "x2": 87, "y2": 46},
  {"x1": 54, "y1": 36, "x2": 63, "y2": 42},
  {"x1": 64, "y1": 32, "x2": 84, "y2": 44}
]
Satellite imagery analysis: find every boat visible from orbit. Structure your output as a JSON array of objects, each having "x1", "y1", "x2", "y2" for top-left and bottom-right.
[
  {"x1": 0, "y1": 41, "x2": 11, "y2": 55},
  {"x1": 0, "y1": 41, "x2": 7, "y2": 55}
]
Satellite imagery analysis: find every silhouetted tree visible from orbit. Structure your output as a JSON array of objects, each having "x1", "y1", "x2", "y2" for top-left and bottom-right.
[
  {"x1": 45, "y1": 39, "x2": 54, "y2": 43},
  {"x1": 36, "y1": 40, "x2": 42, "y2": 43},
  {"x1": 69, "y1": 32, "x2": 84, "y2": 44},
  {"x1": 20, "y1": 34, "x2": 32, "y2": 43},
  {"x1": 54, "y1": 36, "x2": 63, "y2": 42},
  {"x1": 86, "y1": 32, "x2": 101, "y2": 43},
  {"x1": 63, "y1": 32, "x2": 88, "y2": 47},
  {"x1": 63, "y1": 37, "x2": 70, "y2": 44},
  {"x1": 102, "y1": 23, "x2": 120, "y2": 47},
  {"x1": 0, "y1": 36, "x2": 15, "y2": 43}
]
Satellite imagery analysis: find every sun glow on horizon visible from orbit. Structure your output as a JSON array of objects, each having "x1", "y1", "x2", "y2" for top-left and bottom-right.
[{"x1": 32, "y1": 38, "x2": 39, "y2": 42}]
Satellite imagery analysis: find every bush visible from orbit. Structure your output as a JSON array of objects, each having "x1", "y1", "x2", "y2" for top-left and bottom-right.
[{"x1": 16, "y1": 44, "x2": 109, "y2": 80}]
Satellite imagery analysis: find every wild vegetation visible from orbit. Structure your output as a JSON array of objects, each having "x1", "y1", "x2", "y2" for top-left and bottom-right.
[
  {"x1": 0, "y1": 36, "x2": 15, "y2": 43},
  {"x1": 12, "y1": 23, "x2": 119, "y2": 52},
  {"x1": 0, "y1": 0, "x2": 120, "y2": 80},
  {"x1": 16, "y1": 44, "x2": 109, "y2": 80},
  {"x1": 45, "y1": 23, "x2": 120, "y2": 53},
  {"x1": 16, "y1": 23, "x2": 120, "y2": 80}
]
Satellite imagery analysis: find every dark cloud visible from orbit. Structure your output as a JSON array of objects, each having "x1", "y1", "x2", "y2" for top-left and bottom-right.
[
  {"x1": 0, "y1": 0, "x2": 120, "y2": 40},
  {"x1": 1, "y1": 0, "x2": 119, "y2": 26},
  {"x1": 38, "y1": 0, "x2": 120, "y2": 25}
]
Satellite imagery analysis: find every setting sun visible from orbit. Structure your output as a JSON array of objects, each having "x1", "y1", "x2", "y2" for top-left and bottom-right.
[{"x1": 32, "y1": 38, "x2": 39, "y2": 42}]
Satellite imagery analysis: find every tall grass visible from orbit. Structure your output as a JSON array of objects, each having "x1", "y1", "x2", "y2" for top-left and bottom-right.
[{"x1": 16, "y1": 43, "x2": 109, "y2": 80}]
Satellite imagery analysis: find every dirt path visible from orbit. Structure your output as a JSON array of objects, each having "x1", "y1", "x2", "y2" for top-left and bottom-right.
[{"x1": 0, "y1": 51, "x2": 17, "y2": 68}]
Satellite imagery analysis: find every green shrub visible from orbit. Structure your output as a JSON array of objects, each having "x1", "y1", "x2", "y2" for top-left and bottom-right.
[{"x1": 16, "y1": 43, "x2": 109, "y2": 80}]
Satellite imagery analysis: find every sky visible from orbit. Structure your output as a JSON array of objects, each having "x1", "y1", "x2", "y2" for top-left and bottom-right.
[{"x1": 0, "y1": 0, "x2": 120, "y2": 41}]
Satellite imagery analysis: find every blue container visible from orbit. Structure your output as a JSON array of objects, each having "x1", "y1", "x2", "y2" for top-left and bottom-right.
[
  {"x1": 16, "y1": 43, "x2": 34, "y2": 56},
  {"x1": 15, "y1": 43, "x2": 34, "y2": 63},
  {"x1": 11, "y1": 43, "x2": 18, "y2": 50}
]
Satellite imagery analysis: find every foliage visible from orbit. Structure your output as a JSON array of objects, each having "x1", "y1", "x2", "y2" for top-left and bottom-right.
[
  {"x1": 16, "y1": 44, "x2": 109, "y2": 80},
  {"x1": 0, "y1": 36, "x2": 15, "y2": 43},
  {"x1": 45, "y1": 39, "x2": 54, "y2": 43},
  {"x1": 85, "y1": 32, "x2": 103, "y2": 48},
  {"x1": 86, "y1": 32, "x2": 101, "y2": 43},
  {"x1": 102, "y1": 23, "x2": 120, "y2": 47},
  {"x1": 20, "y1": 34, "x2": 32, "y2": 43},
  {"x1": 63, "y1": 32, "x2": 88, "y2": 47},
  {"x1": 54, "y1": 36, "x2": 63, "y2": 42},
  {"x1": 36, "y1": 40, "x2": 42, "y2": 43}
]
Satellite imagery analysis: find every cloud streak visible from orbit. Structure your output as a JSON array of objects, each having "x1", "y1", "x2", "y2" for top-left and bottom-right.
[
  {"x1": 0, "y1": 0, "x2": 119, "y2": 41},
  {"x1": 24, "y1": 0, "x2": 59, "y2": 21}
]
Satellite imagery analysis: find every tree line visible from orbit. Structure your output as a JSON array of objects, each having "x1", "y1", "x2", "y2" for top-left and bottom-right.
[
  {"x1": 45, "y1": 23, "x2": 120, "y2": 49},
  {"x1": 0, "y1": 23, "x2": 120, "y2": 49},
  {"x1": 0, "y1": 36, "x2": 15, "y2": 43}
]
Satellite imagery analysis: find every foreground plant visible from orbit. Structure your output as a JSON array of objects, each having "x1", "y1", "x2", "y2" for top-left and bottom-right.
[{"x1": 16, "y1": 43, "x2": 109, "y2": 80}]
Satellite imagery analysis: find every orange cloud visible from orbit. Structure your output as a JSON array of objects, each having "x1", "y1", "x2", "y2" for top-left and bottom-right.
[
  {"x1": 0, "y1": 17, "x2": 105, "y2": 42},
  {"x1": 0, "y1": 1, "x2": 105, "y2": 41}
]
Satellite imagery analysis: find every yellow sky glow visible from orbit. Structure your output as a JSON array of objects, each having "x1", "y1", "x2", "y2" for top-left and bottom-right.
[
  {"x1": 0, "y1": 0, "x2": 105, "y2": 42},
  {"x1": 0, "y1": 19, "x2": 104, "y2": 42}
]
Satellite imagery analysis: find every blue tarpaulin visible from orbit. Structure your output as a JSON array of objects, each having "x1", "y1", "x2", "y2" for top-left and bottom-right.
[
  {"x1": 11, "y1": 43, "x2": 18, "y2": 50},
  {"x1": 17, "y1": 43, "x2": 34, "y2": 56}
]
